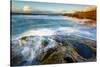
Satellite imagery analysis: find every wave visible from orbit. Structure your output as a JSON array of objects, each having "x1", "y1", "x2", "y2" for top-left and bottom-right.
[
  {"x1": 12, "y1": 26, "x2": 95, "y2": 41},
  {"x1": 11, "y1": 26, "x2": 96, "y2": 65},
  {"x1": 14, "y1": 27, "x2": 77, "y2": 40}
]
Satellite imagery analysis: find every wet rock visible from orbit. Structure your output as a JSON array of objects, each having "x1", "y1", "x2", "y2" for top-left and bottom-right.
[
  {"x1": 54, "y1": 35, "x2": 63, "y2": 43},
  {"x1": 11, "y1": 55, "x2": 23, "y2": 66},
  {"x1": 64, "y1": 57, "x2": 74, "y2": 63},
  {"x1": 62, "y1": 40, "x2": 69, "y2": 46},
  {"x1": 11, "y1": 35, "x2": 96, "y2": 65},
  {"x1": 39, "y1": 46, "x2": 65, "y2": 64},
  {"x1": 41, "y1": 39, "x2": 49, "y2": 47},
  {"x1": 20, "y1": 36, "x2": 27, "y2": 40}
]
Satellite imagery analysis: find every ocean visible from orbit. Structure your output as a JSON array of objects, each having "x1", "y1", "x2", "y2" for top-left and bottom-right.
[
  {"x1": 11, "y1": 15, "x2": 96, "y2": 40},
  {"x1": 11, "y1": 14, "x2": 96, "y2": 66}
]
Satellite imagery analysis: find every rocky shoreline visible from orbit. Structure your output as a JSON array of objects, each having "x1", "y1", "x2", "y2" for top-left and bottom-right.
[{"x1": 11, "y1": 34, "x2": 96, "y2": 66}]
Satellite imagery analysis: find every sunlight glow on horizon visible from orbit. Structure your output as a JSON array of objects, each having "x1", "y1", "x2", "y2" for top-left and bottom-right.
[{"x1": 23, "y1": 5, "x2": 32, "y2": 12}]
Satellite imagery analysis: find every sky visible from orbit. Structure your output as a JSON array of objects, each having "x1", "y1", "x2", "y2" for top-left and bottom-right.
[{"x1": 11, "y1": 0, "x2": 93, "y2": 13}]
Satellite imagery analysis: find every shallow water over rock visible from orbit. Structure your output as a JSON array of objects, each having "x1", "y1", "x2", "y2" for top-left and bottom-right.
[{"x1": 74, "y1": 43, "x2": 93, "y2": 59}]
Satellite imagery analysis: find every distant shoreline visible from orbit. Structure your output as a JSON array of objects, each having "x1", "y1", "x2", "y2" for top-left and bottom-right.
[
  {"x1": 64, "y1": 16, "x2": 96, "y2": 27},
  {"x1": 11, "y1": 12, "x2": 96, "y2": 27},
  {"x1": 11, "y1": 12, "x2": 62, "y2": 16}
]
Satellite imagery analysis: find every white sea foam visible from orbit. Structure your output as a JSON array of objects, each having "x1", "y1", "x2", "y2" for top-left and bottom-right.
[
  {"x1": 12, "y1": 26, "x2": 95, "y2": 41},
  {"x1": 16, "y1": 27, "x2": 78, "y2": 40}
]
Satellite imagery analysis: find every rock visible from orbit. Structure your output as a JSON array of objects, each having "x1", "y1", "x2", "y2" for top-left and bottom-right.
[
  {"x1": 41, "y1": 39, "x2": 49, "y2": 47},
  {"x1": 53, "y1": 35, "x2": 63, "y2": 43},
  {"x1": 39, "y1": 46, "x2": 65, "y2": 64},
  {"x1": 20, "y1": 36, "x2": 27, "y2": 40},
  {"x1": 11, "y1": 35, "x2": 96, "y2": 65},
  {"x1": 11, "y1": 55, "x2": 23, "y2": 66},
  {"x1": 64, "y1": 57, "x2": 74, "y2": 63}
]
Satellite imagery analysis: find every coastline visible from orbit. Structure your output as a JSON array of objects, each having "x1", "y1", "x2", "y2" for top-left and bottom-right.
[{"x1": 63, "y1": 16, "x2": 96, "y2": 27}]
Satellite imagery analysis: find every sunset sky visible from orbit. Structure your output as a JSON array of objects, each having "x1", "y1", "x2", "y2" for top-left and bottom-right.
[{"x1": 11, "y1": 0, "x2": 94, "y2": 13}]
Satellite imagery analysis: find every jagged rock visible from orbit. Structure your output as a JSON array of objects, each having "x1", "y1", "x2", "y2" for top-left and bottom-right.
[{"x1": 11, "y1": 35, "x2": 96, "y2": 65}]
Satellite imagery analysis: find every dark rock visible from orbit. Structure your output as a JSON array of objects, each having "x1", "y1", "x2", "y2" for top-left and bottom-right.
[
  {"x1": 41, "y1": 40, "x2": 49, "y2": 47},
  {"x1": 11, "y1": 55, "x2": 23, "y2": 66},
  {"x1": 52, "y1": 35, "x2": 63, "y2": 43},
  {"x1": 64, "y1": 57, "x2": 74, "y2": 63},
  {"x1": 20, "y1": 36, "x2": 27, "y2": 40}
]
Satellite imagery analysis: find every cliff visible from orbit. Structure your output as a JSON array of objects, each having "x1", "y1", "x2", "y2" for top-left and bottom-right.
[{"x1": 63, "y1": 6, "x2": 96, "y2": 21}]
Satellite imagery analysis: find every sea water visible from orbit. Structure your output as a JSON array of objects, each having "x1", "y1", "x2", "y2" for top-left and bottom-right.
[
  {"x1": 11, "y1": 15, "x2": 96, "y2": 40},
  {"x1": 11, "y1": 15, "x2": 96, "y2": 66}
]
